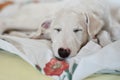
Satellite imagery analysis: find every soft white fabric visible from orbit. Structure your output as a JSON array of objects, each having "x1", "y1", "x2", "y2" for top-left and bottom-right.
[
  {"x1": 0, "y1": 35, "x2": 120, "y2": 80},
  {"x1": 0, "y1": 38, "x2": 34, "y2": 66},
  {"x1": 72, "y1": 40, "x2": 120, "y2": 80},
  {"x1": 0, "y1": 35, "x2": 53, "y2": 68}
]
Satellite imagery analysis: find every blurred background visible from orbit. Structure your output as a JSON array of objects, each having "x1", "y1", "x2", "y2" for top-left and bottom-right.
[
  {"x1": 0, "y1": 0, "x2": 62, "y2": 3},
  {"x1": 0, "y1": 0, "x2": 62, "y2": 10}
]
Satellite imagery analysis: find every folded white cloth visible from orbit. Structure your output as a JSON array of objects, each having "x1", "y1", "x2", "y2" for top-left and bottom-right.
[
  {"x1": 72, "y1": 40, "x2": 120, "y2": 80},
  {"x1": 0, "y1": 38, "x2": 34, "y2": 66},
  {"x1": 0, "y1": 35, "x2": 53, "y2": 68},
  {"x1": 0, "y1": 35, "x2": 120, "y2": 80}
]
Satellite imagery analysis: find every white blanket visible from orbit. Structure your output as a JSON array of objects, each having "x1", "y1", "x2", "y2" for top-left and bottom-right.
[{"x1": 0, "y1": 35, "x2": 120, "y2": 80}]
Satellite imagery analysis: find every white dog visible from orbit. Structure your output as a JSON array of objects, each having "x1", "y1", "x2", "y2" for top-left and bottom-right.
[
  {"x1": 0, "y1": 0, "x2": 120, "y2": 59},
  {"x1": 33, "y1": 0, "x2": 120, "y2": 59}
]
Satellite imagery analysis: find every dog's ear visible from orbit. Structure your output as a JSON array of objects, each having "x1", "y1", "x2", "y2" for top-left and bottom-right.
[
  {"x1": 30, "y1": 20, "x2": 52, "y2": 39},
  {"x1": 41, "y1": 20, "x2": 51, "y2": 29},
  {"x1": 85, "y1": 13, "x2": 104, "y2": 39}
]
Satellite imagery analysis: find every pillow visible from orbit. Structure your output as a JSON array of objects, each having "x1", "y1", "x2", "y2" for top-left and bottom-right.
[{"x1": 0, "y1": 50, "x2": 53, "y2": 80}]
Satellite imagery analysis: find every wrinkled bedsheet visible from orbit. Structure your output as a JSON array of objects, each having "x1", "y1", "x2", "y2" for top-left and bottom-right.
[{"x1": 0, "y1": 35, "x2": 120, "y2": 80}]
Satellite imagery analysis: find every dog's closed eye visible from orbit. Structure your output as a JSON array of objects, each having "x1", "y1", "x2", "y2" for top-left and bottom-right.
[
  {"x1": 73, "y1": 29, "x2": 82, "y2": 33},
  {"x1": 54, "y1": 28, "x2": 62, "y2": 32}
]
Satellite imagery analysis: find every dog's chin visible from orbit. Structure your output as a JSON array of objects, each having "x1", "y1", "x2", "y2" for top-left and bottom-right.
[{"x1": 55, "y1": 56, "x2": 65, "y2": 61}]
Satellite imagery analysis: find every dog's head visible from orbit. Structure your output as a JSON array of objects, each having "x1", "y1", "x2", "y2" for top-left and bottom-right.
[{"x1": 38, "y1": 10, "x2": 104, "y2": 59}]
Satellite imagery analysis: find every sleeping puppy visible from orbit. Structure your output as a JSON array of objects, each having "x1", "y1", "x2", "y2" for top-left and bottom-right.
[
  {"x1": 32, "y1": 0, "x2": 120, "y2": 59},
  {"x1": 32, "y1": 9, "x2": 106, "y2": 59},
  {"x1": 0, "y1": 0, "x2": 120, "y2": 59}
]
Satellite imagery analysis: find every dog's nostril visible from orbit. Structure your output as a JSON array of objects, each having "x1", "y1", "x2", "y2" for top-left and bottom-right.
[{"x1": 58, "y1": 48, "x2": 71, "y2": 58}]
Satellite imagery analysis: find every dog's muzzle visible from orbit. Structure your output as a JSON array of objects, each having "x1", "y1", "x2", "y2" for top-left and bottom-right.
[{"x1": 58, "y1": 48, "x2": 71, "y2": 58}]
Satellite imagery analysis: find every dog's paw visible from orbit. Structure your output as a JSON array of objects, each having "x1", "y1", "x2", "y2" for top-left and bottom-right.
[
  {"x1": 29, "y1": 32, "x2": 41, "y2": 39},
  {"x1": 97, "y1": 30, "x2": 112, "y2": 47}
]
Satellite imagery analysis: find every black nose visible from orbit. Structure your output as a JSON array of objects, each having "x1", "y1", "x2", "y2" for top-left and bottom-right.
[{"x1": 58, "y1": 48, "x2": 71, "y2": 58}]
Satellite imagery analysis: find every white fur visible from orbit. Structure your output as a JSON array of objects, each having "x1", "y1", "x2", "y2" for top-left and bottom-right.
[
  {"x1": 0, "y1": 0, "x2": 120, "y2": 59},
  {"x1": 47, "y1": 0, "x2": 120, "y2": 58},
  {"x1": 0, "y1": 2, "x2": 62, "y2": 33},
  {"x1": 50, "y1": 10, "x2": 88, "y2": 58}
]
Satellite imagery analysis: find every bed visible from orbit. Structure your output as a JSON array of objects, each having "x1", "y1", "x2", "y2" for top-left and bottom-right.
[
  {"x1": 0, "y1": 0, "x2": 120, "y2": 80},
  {"x1": 0, "y1": 36, "x2": 120, "y2": 80},
  {"x1": 0, "y1": 49, "x2": 120, "y2": 80},
  {"x1": 0, "y1": 49, "x2": 52, "y2": 80}
]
